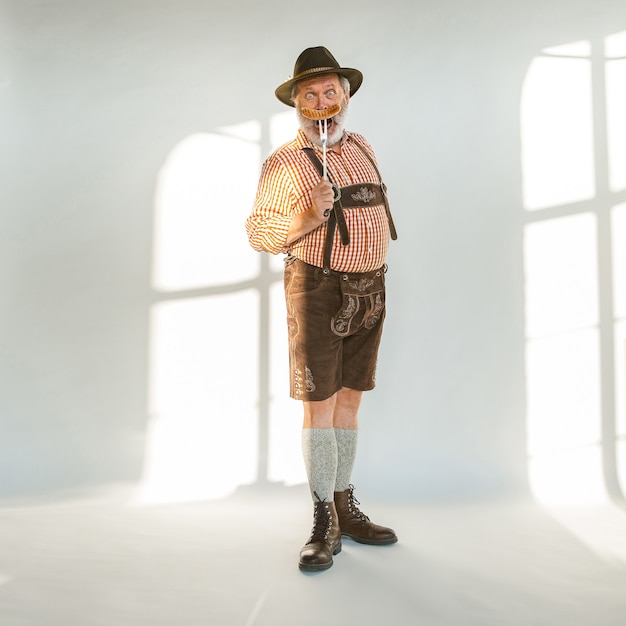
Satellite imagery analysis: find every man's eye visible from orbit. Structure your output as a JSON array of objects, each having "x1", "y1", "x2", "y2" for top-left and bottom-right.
[
  {"x1": 305, "y1": 93, "x2": 314, "y2": 99},
  {"x1": 327, "y1": 90, "x2": 336, "y2": 97}
]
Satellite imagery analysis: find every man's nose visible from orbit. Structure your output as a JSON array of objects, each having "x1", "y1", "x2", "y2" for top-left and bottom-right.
[{"x1": 317, "y1": 95, "x2": 332, "y2": 110}]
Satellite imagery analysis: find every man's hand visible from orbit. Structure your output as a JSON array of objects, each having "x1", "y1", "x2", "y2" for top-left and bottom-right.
[
  {"x1": 285, "y1": 180, "x2": 334, "y2": 245},
  {"x1": 310, "y1": 180, "x2": 334, "y2": 220}
]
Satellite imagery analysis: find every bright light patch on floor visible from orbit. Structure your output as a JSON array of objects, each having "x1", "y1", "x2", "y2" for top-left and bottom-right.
[
  {"x1": 152, "y1": 130, "x2": 261, "y2": 291},
  {"x1": 547, "y1": 504, "x2": 626, "y2": 566},
  {"x1": 134, "y1": 291, "x2": 260, "y2": 505},
  {"x1": 521, "y1": 54, "x2": 595, "y2": 210}
]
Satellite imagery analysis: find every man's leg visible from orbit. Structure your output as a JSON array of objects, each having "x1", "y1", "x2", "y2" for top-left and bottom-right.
[
  {"x1": 333, "y1": 387, "x2": 361, "y2": 492},
  {"x1": 302, "y1": 395, "x2": 337, "y2": 501},
  {"x1": 301, "y1": 387, "x2": 361, "y2": 502},
  {"x1": 299, "y1": 394, "x2": 342, "y2": 571},
  {"x1": 300, "y1": 388, "x2": 360, "y2": 501},
  {"x1": 331, "y1": 388, "x2": 398, "y2": 546}
]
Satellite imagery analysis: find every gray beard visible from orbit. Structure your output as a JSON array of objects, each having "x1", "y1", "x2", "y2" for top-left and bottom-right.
[{"x1": 296, "y1": 102, "x2": 349, "y2": 148}]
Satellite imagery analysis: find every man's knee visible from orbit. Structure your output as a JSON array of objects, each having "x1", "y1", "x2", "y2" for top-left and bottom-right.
[
  {"x1": 333, "y1": 387, "x2": 362, "y2": 429},
  {"x1": 336, "y1": 387, "x2": 362, "y2": 409},
  {"x1": 303, "y1": 393, "x2": 338, "y2": 429}
]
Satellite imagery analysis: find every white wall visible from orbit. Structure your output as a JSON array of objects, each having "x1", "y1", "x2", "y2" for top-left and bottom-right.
[{"x1": 1, "y1": 0, "x2": 625, "y2": 500}]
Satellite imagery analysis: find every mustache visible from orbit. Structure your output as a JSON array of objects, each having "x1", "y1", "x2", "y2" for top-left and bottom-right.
[{"x1": 296, "y1": 101, "x2": 349, "y2": 146}]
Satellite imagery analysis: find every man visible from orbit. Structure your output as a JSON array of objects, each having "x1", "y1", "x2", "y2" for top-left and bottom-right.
[{"x1": 245, "y1": 46, "x2": 398, "y2": 572}]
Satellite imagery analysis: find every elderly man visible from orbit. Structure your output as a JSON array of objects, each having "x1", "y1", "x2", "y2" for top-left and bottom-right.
[{"x1": 245, "y1": 46, "x2": 398, "y2": 572}]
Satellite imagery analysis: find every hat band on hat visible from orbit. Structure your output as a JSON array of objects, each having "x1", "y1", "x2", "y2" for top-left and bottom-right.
[{"x1": 293, "y1": 66, "x2": 337, "y2": 79}]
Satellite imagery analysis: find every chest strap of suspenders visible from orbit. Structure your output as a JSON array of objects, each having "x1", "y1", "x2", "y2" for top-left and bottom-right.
[
  {"x1": 301, "y1": 146, "x2": 349, "y2": 271},
  {"x1": 350, "y1": 138, "x2": 398, "y2": 242},
  {"x1": 301, "y1": 141, "x2": 398, "y2": 270}
]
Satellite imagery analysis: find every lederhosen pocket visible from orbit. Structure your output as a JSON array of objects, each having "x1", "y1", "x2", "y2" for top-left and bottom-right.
[{"x1": 330, "y1": 268, "x2": 386, "y2": 337}]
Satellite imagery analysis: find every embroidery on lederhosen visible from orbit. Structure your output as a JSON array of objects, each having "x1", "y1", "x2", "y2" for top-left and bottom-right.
[
  {"x1": 350, "y1": 186, "x2": 376, "y2": 204},
  {"x1": 365, "y1": 292, "x2": 384, "y2": 328},
  {"x1": 331, "y1": 275, "x2": 385, "y2": 337},
  {"x1": 332, "y1": 295, "x2": 358, "y2": 335},
  {"x1": 305, "y1": 366, "x2": 316, "y2": 392},
  {"x1": 293, "y1": 366, "x2": 317, "y2": 395}
]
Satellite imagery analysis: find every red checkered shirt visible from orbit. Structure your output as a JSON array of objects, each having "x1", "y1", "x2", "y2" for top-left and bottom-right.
[{"x1": 246, "y1": 130, "x2": 390, "y2": 273}]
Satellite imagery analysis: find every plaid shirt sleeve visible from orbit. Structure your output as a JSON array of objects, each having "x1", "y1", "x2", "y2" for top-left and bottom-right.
[{"x1": 245, "y1": 152, "x2": 297, "y2": 255}]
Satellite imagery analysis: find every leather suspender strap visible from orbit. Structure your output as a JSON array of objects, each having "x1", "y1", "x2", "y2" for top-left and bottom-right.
[
  {"x1": 323, "y1": 210, "x2": 337, "y2": 270},
  {"x1": 301, "y1": 147, "x2": 350, "y2": 253},
  {"x1": 301, "y1": 148, "x2": 342, "y2": 269},
  {"x1": 301, "y1": 140, "x2": 398, "y2": 269},
  {"x1": 349, "y1": 138, "x2": 398, "y2": 241}
]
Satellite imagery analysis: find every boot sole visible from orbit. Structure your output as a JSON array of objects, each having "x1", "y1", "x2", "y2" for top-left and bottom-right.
[{"x1": 341, "y1": 534, "x2": 398, "y2": 545}]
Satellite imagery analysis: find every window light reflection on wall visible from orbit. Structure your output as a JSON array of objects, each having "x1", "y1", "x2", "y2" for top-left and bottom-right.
[
  {"x1": 135, "y1": 126, "x2": 262, "y2": 504},
  {"x1": 605, "y1": 32, "x2": 626, "y2": 497},
  {"x1": 134, "y1": 111, "x2": 307, "y2": 505},
  {"x1": 606, "y1": 33, "x2": 626, "y2": 192},
  {"x1": 521, "y1": 41, "x2": 596, "y2": 211},
  {"x1": 524, "y1": 214, "x2": 605, "y2": 505},
  {"x1": 521, "y1": 32, "x2": 626, "y2": 505},
  {"x1": 612, "y1": 204, "x2": 626, "y2": 492}
]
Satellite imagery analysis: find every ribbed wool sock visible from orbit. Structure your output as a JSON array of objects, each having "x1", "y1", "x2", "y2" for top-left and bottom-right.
[
  {"x1": 301, "y1": 428, "x2": 338, "y2": 503},
  {"x1": 334, "y1": 428, "x2": 358, "y2": 492}
]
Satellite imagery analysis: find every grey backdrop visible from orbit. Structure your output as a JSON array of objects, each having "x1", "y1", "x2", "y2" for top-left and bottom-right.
[{"x1": 2, "y1": 0, "x2": 624, "y2": 500}]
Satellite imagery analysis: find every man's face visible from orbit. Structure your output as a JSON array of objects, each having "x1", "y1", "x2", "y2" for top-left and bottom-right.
[{"x1": 293, "y1": 73, "x2": 350, "y2": 147}]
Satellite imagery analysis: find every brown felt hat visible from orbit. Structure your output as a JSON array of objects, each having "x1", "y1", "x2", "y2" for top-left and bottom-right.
[{"x1": 275, "y1": 46, "x2": 363, "y2": 107}]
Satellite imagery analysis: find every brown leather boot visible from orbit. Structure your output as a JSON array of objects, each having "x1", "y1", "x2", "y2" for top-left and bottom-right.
[
  {"x1": 299, "y1": 500, "x2": 342, "y2": 571},
  {"x1": 334, "y1": 484, "x2": 398, "y2": 545}
]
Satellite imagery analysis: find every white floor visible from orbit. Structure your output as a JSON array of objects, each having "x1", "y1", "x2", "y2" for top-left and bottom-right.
[{"x1": 1, "y1": 484, "x2": 626, "y2": 626}]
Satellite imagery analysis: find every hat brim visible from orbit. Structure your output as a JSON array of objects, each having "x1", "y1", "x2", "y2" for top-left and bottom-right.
[{"x1": 275, "y1": 68, "x2": 363, "y2": 107}]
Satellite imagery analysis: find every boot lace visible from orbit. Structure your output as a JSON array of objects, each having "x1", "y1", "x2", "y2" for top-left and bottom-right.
[
  {"x1": 308, "y1": 492, "x2": 333, "y2": 544},
  {"x1": 347, "y1": 485, "x2": 370, "y2": 522}
]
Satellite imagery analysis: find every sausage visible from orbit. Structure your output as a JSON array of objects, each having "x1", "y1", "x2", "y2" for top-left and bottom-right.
[{"x1": 300, "y1": 104, "x2": 342, "y2": 120}]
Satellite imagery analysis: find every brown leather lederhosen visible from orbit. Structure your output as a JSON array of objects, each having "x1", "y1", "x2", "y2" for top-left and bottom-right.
[{"x1": 301, "y1": 138, "x2": 398, "y2": 271}]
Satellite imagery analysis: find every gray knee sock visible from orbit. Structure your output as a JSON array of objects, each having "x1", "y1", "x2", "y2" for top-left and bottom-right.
[
  {"x1": 301, "y1": 428, "x2": 338, "y2": 502},
  {"x1": 335, "y1": 428, "x2": 358, "y2": 492}
]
